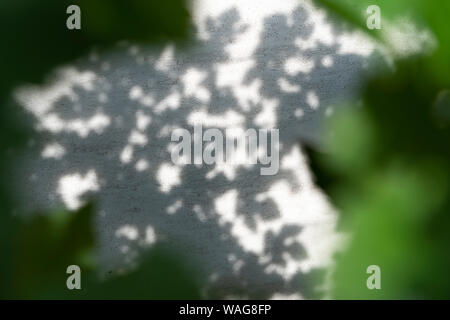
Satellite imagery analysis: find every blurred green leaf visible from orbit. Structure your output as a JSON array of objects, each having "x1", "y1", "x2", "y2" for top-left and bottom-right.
[
  {"x1": 0, "y1": 0, "x2": 191, "y2": 95},
  {"x1": 12, "y1": 204, "x2": 95, "y2": 298},
  {"x1": 313, "y1": 0, "x2": 450, "y2": 82},
  {"x1": 311, "y1": 58, "x2": 450, "y2": 300},
  {"x1": 310, "y1": 1, "x2": 450, "y2": 299},
  {"x1": 6, "y1": 203, "x2": 200, "y2": 299},
  {"x1": 0, "y1": 0, "x2": 198, "y2": 300}
]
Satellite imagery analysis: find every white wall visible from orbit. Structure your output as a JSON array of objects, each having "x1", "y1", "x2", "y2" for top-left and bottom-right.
[{"x1": 14, "y1": 0, "x2": 376, "y2": 299}]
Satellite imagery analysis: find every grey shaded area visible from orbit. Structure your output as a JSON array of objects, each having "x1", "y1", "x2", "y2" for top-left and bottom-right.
[{"x1": 14, "y1": 1, "x2": 378, "y2": 298}]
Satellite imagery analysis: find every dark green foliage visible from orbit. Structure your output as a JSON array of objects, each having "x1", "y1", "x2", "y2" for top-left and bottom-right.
[
  {"x1": 3, "y1": 203, "x2": 200, "y2": 299},
  {"x1": 0, "y1": 0, "x2": 191, "y2": 96},
  {"x1": 311, "y1": 1, "x2": 450, "y2": 299},
  {"x1": 0, "y1": 0, "x2": 198, "y2": 300}
]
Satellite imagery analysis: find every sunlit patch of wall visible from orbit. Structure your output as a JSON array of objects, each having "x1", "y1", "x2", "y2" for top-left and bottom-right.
[{"x1": 12, "y1": 0, "x2": 385, "y2": 299}]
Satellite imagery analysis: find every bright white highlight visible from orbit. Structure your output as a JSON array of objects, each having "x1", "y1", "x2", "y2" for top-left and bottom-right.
[
  {"x1": 156, "y1": 163, "x2": 181, "y2": 193},
  {"x1": 57, "y1": 170, "x2": 99, "y2": 210}
]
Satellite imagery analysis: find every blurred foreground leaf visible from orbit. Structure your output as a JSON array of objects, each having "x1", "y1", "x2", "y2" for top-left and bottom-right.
[
  {"x1": 310, "y1": 1, "x2": 450, "y2": 299},
  {"x1": 7, "y1": 203, "x2": 200, "y2": 299},
  {"x1": 0, "y1": 0, "x2": 198, "y2": 300},
  {"x1": 0, "y1": 0, "x2": 191, "y2": 96},
  {"x1": 309, "y1": 59, "x2": 450, "y2": 298},
  {"x1": 313, "y1": 0, "x2": 450, "y2": 82}
]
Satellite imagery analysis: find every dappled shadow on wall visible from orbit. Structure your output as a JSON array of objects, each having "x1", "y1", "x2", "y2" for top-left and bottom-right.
[{"x1": 12, "y1": 3, "x2": 376, "y2": 299}]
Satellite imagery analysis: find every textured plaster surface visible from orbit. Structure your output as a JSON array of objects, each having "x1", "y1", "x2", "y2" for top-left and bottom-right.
[{"x1": 14, "y1": 0, "x2": 377, "y2": 298}]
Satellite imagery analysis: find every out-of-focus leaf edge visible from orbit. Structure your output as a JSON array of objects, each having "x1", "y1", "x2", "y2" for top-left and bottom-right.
[{"x1": 312, "y1": 0, "x2": 382, "y2": 40}]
